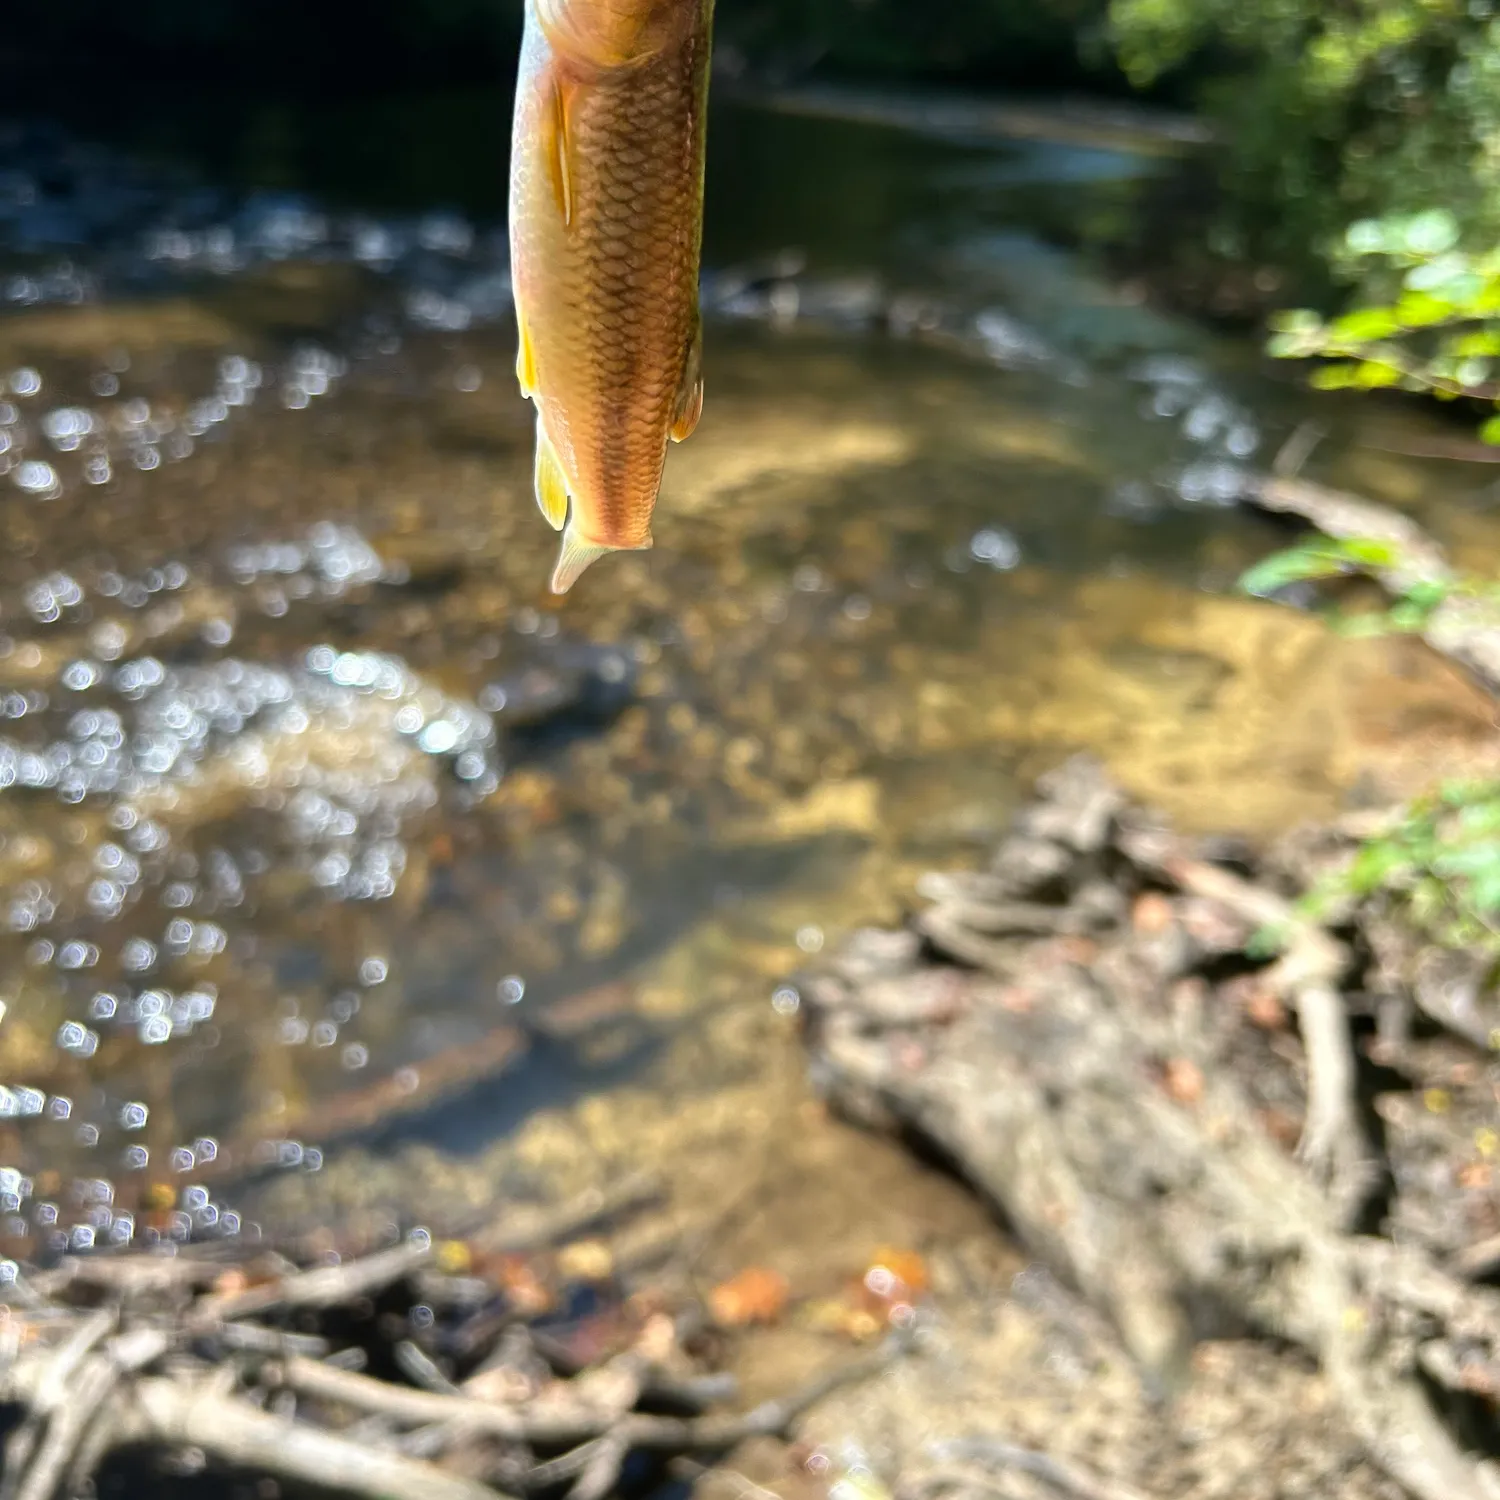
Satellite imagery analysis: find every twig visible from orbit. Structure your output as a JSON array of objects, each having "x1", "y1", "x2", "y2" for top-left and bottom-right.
[
  {"x1": 565, "y1": 1429, "x2": 631, "y2": 1500},
  {"x1": 1120, "y1": 832, "x2": 1378, "y2": 1223},
  {"x1": 192, "y1": 1240, "x2": 431, "y2": 1325},
  {"x1": 211, "y1": 1321, "x2": 331, "y2": 1359},
  {"x1": 12, "y1": 1329, "x2": 167, "y2": 1500},
  {"x1": 15, "y1": 1351, "x2": 120, "y2": 1500},
  {"x1": 395, "y1": 1339, "x2": 462, "y2": 1395},
  {"x1": 281, "y1": 1337, "x2": 906, "y2": 1454},
  {"x1": 276, "y1": 1355, "x2": 601, "y2": 1443},
  {"x1": 1452, "y1": 1231, "x2": 1500, "y2": 1282},
  {"x1": 0, "y1": 1309, "x2": 115, "y2": 1500},
  {"x1": 129, "y1": 1375, "x2": 516, "y2": 1500},
  {"x1": 926, "y1": 1438, "x2": 1155, "y2": 1500},
  {"x1": 1271, "y1": 421, "x2": 1326, "y2": 480},
  {"x1": 472, "y1": 1171, "x2": 664, "y2": 1255}
]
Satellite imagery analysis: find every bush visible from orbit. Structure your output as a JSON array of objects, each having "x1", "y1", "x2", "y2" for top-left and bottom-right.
[{"x1": 1108, "y1": 0, "x2": 1500, "y2": 288}]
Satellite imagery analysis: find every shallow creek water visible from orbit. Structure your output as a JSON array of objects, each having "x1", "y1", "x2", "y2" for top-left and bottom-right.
[{"x1": 0, "y1": 91, "x2": 1495, "y2": 1279}]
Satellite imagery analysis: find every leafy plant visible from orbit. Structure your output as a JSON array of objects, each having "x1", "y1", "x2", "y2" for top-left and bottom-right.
[
  {"x1": 1303, "y1": 781, "x2": 1500, "y2": 954},
  {"x1": 1107, "y1": 0, "x2": 1500, "y2": 285},
  {"x1": 1265, "y1": 208, "x2": 1500, "y2": 444},
  {"x1": 1237, "y1": 532, "x2": 1499, "y2": 637}
]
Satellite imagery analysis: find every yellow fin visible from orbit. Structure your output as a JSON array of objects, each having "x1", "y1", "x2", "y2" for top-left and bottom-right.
[
  {"x1": 516, "y1": 306, "x2": 538, "y2": 398},
  {"x1": 550, "y1": 524, "x2": 612, "y2": 595},
  {"x1": 550, "y1": 526, "x2": 652, "y2": 595},
  {"x1": 670, "y1": 314, "x2": 704, "y2": 442},
  {"x1": 533, "y1": 420, "x2": 569, "y2": 531},
  {"x1": 541, "y1": 73, "x2": 576, "y2": 227}
]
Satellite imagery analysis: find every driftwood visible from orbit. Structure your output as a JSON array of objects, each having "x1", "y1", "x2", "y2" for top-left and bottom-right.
[{"x1": 804, "y1": 756, "x2": 1500, "y2": 1500}]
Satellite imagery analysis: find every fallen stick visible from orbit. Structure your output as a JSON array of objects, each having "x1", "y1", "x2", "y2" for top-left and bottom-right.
[
  {"x1": 283, "y1": 1337, "x2": 909, "y2": 1455},
  {"x1": 192, "y1": 1239, "x2": 431, "y2": 1325},
  {"x1": 133, "y1": 1377, "x2": 514, "y2": 1500},
  {"x1": 925, "y1": 1436, "x2": 1156, "y2": 1500},
  {"x1": 0, "y1": 1309, "x2": 115, "y2": 1500},
  {"x1": 1119, "y1": 829, "x2": 1378, "y2": 1224},
  {"x1": 472, "y1": 1170, "x2": 664, "y2": 1254}
]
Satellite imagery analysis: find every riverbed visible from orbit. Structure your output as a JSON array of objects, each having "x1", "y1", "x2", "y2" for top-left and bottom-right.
[{"x1": 0, "y1": 87, "x2": 1494, "y2": 1294}]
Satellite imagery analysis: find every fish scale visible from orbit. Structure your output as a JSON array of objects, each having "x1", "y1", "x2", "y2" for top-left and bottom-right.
[{"x1": 509, "y1": 0, "x2": 713, "y2": 594}]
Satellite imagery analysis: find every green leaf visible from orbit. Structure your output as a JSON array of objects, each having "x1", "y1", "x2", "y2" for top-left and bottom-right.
[
  {"x1": 1387, "y1": 600, "x2": 1432, "y2": 631},
  {"x1": 1245, "y1": 922, "x2": 1290, "y2": 959},
  {"x1": 1402, "y1": 581, "x2": 1451, "y2": 609},
  {"x1": 1329, "y1": 307, "x2": 1401, "y2": 341},
  {"x1": 1344, "y1": 219, "x2": 1388, "y2": 256},
  {"x1": 1469, "y1": 870, "x2": 1500, "y2": 914},
  {"x1": 1351, "y1": 359, "x2": 1403, "y2": 388},
  {"x1": 1347, "y1": 840, "x2": 1413, "y2": 894},
  {"x1": 1458, "y1": 799, "x2": 1500, "y2": 834},
  {"x1": 1402, "y1": 209, "x2": 1461, "y2": 257},
  {"x1": 1269, "y1": 308, "x2": 1323, "y2": 335},
  {"x1": 1479, "y1": 414, "x2": 1500, "y2": 445},
  {"x1": 1433, "y1": 844, "x2": 1500, "y2": 879},
  {"x1": 1309, "y1": 363, "x2": 1357, "y2": 389},
  {"x1": 1395, "y1": 291, "x2": 1457, "y2": 328}
]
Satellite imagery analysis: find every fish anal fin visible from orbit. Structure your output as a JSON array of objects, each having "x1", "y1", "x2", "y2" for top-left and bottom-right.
[
  {"x1": 550, "y1": 524, "x2": 611, "y2": 595},
  {"x1": 670, "y1": 316, "x2": 704, "y2": 443},
  {"x1": 534, "y1": 421, "x2": 570, "y2": 531},
  {"x1": 549, "y1": 526, "x2": 652, "y2": 595},
  {"x1": 541, "y1": 71, "x2": 578, "y2": 227},
  {"x1": 516, "y1": 305, "x2": 538, "y2": 398}
]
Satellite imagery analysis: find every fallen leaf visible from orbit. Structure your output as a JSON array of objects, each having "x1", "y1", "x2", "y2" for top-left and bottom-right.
[
  {"x1": 557, "y1": 1239, "x2": 615, "y2": 1283},
  {"x1": 709, "y1": 1267, "x2": 791, "y2": 1327},
  {"x1": 482, "y1": 1253, "x2": 553, "y2": 1316},
  {"x1": 1132, "y1": 892, "x2": 1175, "y2": 934},
  {"x1": 1162, "y1": 1057, "x2": 1204, "y2": 1105}
]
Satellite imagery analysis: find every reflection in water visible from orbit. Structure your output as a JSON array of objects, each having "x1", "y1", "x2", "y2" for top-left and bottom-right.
[{"x1": 0, "y1": 94, "x2": 1495, "y2": 1255}]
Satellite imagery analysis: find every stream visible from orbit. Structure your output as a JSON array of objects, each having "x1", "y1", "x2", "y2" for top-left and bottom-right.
[{"x1": 0, "y1": 86, "x2": 1495, "y2": 1266}]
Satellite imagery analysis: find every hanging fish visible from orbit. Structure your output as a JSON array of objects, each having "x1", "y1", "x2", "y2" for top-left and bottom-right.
[{"x1": 509, "y1": 0, "x2": 714, "y2": 594}]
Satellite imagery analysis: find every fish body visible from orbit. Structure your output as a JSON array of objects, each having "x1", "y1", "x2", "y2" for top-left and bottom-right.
[{"x1": 509, "y1": 0, "x2": 714, "y2": 593}]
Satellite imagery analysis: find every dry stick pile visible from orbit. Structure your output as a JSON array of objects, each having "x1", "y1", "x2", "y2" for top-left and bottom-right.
[
  {"x1": 804, "y1": 461, "x2": 1500, "y2": 1500},
  {"x1": 0, "y1": 1175, "x2": 909, "y2": 1500}
]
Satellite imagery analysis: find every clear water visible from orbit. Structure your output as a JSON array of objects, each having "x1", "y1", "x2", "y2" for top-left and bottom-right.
[{"x1": 0, "y1": 86, "x2": 1492, "y2": 1254}]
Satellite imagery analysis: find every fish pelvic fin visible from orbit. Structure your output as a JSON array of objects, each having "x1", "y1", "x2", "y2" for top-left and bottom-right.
[
  {"x1": 516, "y1": 304, "x2": 539, "y2": 398},
  {"x1": 533, "y1": 419, "x2": 570, "y2": 531},
  {"x1": 549, "y1": 523, "x2": 652, "y2": 596},
  {"x1": 542, "y1": 71, "x2": 577, "y2": 227},
  {"x1": 670, "y1": 312, "x2": 704, "y2": 443}
]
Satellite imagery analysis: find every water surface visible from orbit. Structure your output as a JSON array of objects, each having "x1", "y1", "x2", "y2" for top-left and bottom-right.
[{"x1": 0, "y1": 87, "x2": 1494, "y2": 1253}]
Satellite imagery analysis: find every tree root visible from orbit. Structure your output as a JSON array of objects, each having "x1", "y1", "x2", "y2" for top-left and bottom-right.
[{"x1": 804, "y1": 758, "x2": 1500, "y2": 1500}]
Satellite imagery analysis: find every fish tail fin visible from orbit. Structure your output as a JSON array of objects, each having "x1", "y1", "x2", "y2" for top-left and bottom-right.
[
  {"x1": 534, "y1": 419, "x2": 570, "y2": 531},
  {"x1": 549, "y1": 524, "x2": 652, "y2": 595}
]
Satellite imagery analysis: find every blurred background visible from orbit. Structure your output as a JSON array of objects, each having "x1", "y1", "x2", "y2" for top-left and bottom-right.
[{"x1": 0, "y1": 0, "x2": 1494, "y2": 1281}]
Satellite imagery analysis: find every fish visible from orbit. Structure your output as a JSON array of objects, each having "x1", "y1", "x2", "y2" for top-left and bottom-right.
[{"x1": 509, "y1": 0, "x2": 714, "y2": 595}]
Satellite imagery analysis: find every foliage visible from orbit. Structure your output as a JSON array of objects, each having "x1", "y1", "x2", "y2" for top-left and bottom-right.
[
  {"x1": 1236, "y1": 532, "x2": 1500, "y2": 638},
  {"x1": 1240, "y1": 539, "x2": 1500, "y2": 957},
  {"x1": 1306, "y1": 780, "x2": 1500, "y2": 954},
  {"x1": 1106, "y1": 0, "x2": 1500, "y2": 284},
  {"x1": 1264, "y1": 209, "x2": 1500, "y2": 445}
]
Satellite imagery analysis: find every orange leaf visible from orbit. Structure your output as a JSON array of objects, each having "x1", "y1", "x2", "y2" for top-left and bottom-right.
[{"x1": 709, "y1": 1266, "x2": 790, "y2": 1327}]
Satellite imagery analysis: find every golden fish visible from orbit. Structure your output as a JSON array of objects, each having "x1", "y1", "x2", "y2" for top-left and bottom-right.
[{"x1": 509, "y1": 0, "x2": 714, "y2": 594}]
